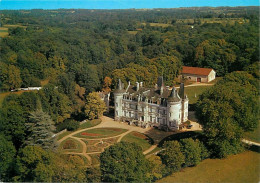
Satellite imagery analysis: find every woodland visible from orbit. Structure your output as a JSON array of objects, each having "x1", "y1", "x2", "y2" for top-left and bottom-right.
[{"x1": 0, "y1": 7, "x2": 259, "y2": 182}]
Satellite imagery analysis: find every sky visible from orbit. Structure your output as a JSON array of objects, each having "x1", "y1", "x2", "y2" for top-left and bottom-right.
[{"x1": 0, "y1": 0, "x2": 259, "y2": 10}]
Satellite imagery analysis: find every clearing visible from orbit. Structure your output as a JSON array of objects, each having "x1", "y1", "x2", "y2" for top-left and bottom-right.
[{"x1": 158, "y1": 150, "x2": 260, "y2": 183}]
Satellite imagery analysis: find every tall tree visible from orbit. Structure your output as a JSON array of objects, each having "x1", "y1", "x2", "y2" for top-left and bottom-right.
[
  {"x1": 196, "y1": 71, "x2": 259, "y2": 158},
  {"x1": 25, "y1": 110, "x2": 56, "y2": 150},
  {"x1": 160, "y1": 141, "x2": 185, "y2": 173},
  {"x1": 100, "y1": 142, "x2": 151, "y2": 182},
  {"x1": 15, "y1": 146, "x2": 55, "y2": 182},
  {"x1": 84, "y1": 92, "x2": 106, "y2": 120},
  {"x1": 0, "y1": 135, "x2": 16, "y2": 181}
]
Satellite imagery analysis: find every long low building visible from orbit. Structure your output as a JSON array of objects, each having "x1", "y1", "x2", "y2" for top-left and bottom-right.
[
  {"x1": 113, "y1": 77, "x2": 189, "y2": 131},
  {"x1": 182, "y1": 66, "x2": 216, "y2": 83}
]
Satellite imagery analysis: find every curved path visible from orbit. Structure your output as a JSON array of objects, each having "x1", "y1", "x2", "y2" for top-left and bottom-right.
[{"x1": 58, "y1": 116, "x2": 201, "y2": 165}]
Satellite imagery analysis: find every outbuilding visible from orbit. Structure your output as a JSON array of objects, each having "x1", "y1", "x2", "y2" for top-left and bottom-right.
[{"x1": 182, "y1": 66, "x2": 216, "y2": 83}]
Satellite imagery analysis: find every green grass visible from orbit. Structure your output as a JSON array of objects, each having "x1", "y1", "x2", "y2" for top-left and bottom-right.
[
  {"x1": 157, "y1": 150, "x2": 260, "y2": 183},
  {"x1": 141, "y1": 22, "x2": 171, "y2": 27},
  {"x1": 121, "y1": 131, "x2": 153, "y2": 151},
  {"x1": 57, "y1": 131, "x2": 72, "y2": 141},
  {"x1": 183, "y1": 86, "x2": 212, "y2": 104},
  {"x1": 145, "y1": 146, "x2": 163, "y2": 157},
  {"x1": 244, "y1": 124, "x2": 260, "y2": 143},
  {"x1": 73, "y1": 128, "x2": 127, "y2": 139},
  {"x1": 79, "y1": 119, "x2": 101, "y2": 129},
  {"x1": 59, "y1": 138, "x2": 83, "y2": 153},
  {"x1": 56, "y1": 119, "x2": 102, "y2": 141}
]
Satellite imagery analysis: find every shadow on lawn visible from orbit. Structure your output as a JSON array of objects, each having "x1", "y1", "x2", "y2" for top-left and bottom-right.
[
  {"x1": 158, "y1": 131, "x2": 204, "y2": 147},
  {"x1": 247, "y1": 144, "x2": 260, "y2": 153}
]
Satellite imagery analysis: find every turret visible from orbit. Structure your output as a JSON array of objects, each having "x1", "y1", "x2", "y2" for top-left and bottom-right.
[
  {"x1": 167, "y1": 87, "x2": 182, "y2": 130},
  {"x1": 114, "y1": 79, "x2": 125, "y2": 121}
]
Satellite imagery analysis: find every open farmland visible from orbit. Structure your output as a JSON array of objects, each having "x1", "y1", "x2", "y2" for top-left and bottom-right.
[{"x1": 158, "y1": 150, "x2": 260, "y2": 183}]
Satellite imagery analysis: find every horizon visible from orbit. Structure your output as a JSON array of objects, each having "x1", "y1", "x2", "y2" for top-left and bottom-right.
[{"x1": 0, "y1": 0, "x2": 259, "y2": 10}]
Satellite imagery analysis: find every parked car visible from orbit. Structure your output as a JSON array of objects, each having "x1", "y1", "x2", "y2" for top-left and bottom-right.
[{"x1": 187, "y1": 124, "x2": 193, "y2": 129}]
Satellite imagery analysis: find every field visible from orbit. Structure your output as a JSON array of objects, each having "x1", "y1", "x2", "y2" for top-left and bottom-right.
[
  {"x1": 121, "y1": 131, "x2": 153, "y2": 151},
  {"x1": 182, "y1": 85, "x2": 212, "y2": 104},
  {"x1": 176, "y1": 18, "x2": 248, "y2": 25},
  {"x1": 0, "y1": 24, "x2": 27, "y2": 38},
  {"x1": 0, "y1": 27, "x2": 8, "y2": 37},
  {"x1": 73, "y1": 128, "x2": 127, "y2": 139},
  {"x1": 244, "y1": 123, "x2": 260, "y2": 143},
  {"x1": 158, "y1": 150, "x2": 260, "y2": 183}
]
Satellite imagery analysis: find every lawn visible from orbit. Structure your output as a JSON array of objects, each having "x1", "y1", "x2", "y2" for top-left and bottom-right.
[
  {"x1": 244, "y1": 123, "x2": 260, "y2": 143},
  {"x1": 157, "y1": 150, "x2": 260, "y2": 183},
  {"x1": 79, "y1": 119, "x2": 101, "y2": 129},
  {"x1": 121, "y1": 131, "x2": 153, "y2": 151},
  {"x1": 73, "y1": 128, "x2": 127, "y2": 139},
  {"x1": 56, "y1": 119, "x2": 102, "y2": 140},
  {"x1": 182, "y1": 85, "x2": 212, "y2": 104},
  {"x1": 59, "y1": 138, "x2": 83, "y2": 153},
  {"x1": 0, "y1": 27, "x2": 8, "y2": 37}
]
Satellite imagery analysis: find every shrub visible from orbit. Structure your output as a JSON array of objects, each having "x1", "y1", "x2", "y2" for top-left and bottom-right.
[{"x1": 56, "y1": 119, "x2": 79, "y2": 132}]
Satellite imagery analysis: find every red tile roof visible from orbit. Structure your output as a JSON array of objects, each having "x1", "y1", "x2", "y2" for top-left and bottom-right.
[{"x1": 182, "y1": 66, "x2": 213, "y2": 76}]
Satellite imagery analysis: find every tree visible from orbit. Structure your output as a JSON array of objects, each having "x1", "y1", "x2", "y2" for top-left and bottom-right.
[
  {"x1": 147, "y1": 155, "x2": 165, "y2": 181},
  {"x1": 100, "y1": 142, "x2": 151, "y2": 182},
  {"x1": 52, "y1": 155, "x2": 86, "y2": 182},
  {"x1": 180, "y1": 138, "x2": 202, "y2": 167},
  {"x1": 194, "y1": 39, "x2": 238, "y2": 76},
  {"x1": 0, "y1": 135, "x2": 16, "y2": 181},
  {"x1": 0, "y1": 103, "x2": 26, "y2": 149},
  {"x1": 38, "y1": 84, "x2": 72, "y2": 123},
  {"x1": 196, "y1": 71, "x2": 258, "y2": 158},
  {"x1": 102, "y1": 76, "x2": 112, "y2": 93},
  {"x1": 15, "y1": 146, "x2": 55, "y2": 182},
  {"x1": 25, "y1": 110, "x2": 56, "y2": 150},
  {"x1": 84, "y1": 92, "x2": 106, "y2": 120},
  {"x1": 160, "y1": 141, "x2": 185, "y2": 173},
  {"x1": 85, "y1": 167, "x2": 101, "y2": 183}
]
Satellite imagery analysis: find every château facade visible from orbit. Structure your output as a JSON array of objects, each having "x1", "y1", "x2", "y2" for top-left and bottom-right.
[{"x1": 114, "y1": 77, "x2": 188, "y2": 131}]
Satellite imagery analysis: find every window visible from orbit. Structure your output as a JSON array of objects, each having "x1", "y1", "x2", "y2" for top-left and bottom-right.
[
  {"x1": 136, "y1": 105, "x2": 138, "y2": 110},
  {"x1": 150, "y1": 116, "x2": 152, "y2": 122},
  {"x1": 116, "y1": 111, "x2": 118, "y2": 116},
  {"x1": 129, "y1": 112, "x2": 131, "y2": 117},
  {"x1": 150, "y1": 107, "x2": 152, "y2": 112},
  {"x1": 170, "y1": 113, "x2": 171, "y2": 117},
  {"x1": 116, "y1": 103, "x2": 118, "y2": 107}
]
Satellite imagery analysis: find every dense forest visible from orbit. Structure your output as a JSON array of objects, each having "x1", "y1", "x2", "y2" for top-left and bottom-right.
[{"x1": 0, "y1": 7, "x2": 259, "y2": 182}]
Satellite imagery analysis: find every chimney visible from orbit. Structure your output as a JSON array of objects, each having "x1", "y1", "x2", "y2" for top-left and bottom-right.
[
  {"x1": 136, "y1": 82, "x2": 139, "y2": 91},
  {"x1": 140, "y1": 82, "x2": 143, "y2": 88},
  {"x1": 179, "y1": 83, "x2": 184, "y2": 99},
  {"x1": 128, "y1": 81, "x2": 131, "y2": 86}
]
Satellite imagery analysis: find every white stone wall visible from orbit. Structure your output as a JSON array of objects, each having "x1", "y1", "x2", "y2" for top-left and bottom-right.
[
  {"x1": 207, "y1": 70, "x2": 216, "y2": 82},
  {"x1": 167, "y1": 101, "x2": 182, "y2": 128},
  {"x1": 114, "y1": 93, "x2": 123, "y2": 120}
]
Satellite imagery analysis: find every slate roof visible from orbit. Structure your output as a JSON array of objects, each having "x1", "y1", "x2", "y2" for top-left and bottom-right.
[{"x1": 182, "y1": 66, "x2": 213, "y2": 76}]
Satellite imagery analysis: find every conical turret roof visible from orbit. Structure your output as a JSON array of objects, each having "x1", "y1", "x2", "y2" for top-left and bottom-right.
[
  {"x1": 167, "y1": 87, "x2": 181, "y2": 102},
  {"x1": 114, "y1": 79, "x2": 125, "y2": 93}
]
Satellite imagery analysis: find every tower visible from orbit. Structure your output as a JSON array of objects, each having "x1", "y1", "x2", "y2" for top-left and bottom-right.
[
  {"x1": 114, "y1": 79, "x2": 125, "y2": 121},
  {"x1": 167, "y1": 86, "x2": 182, "y2": 130}
]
